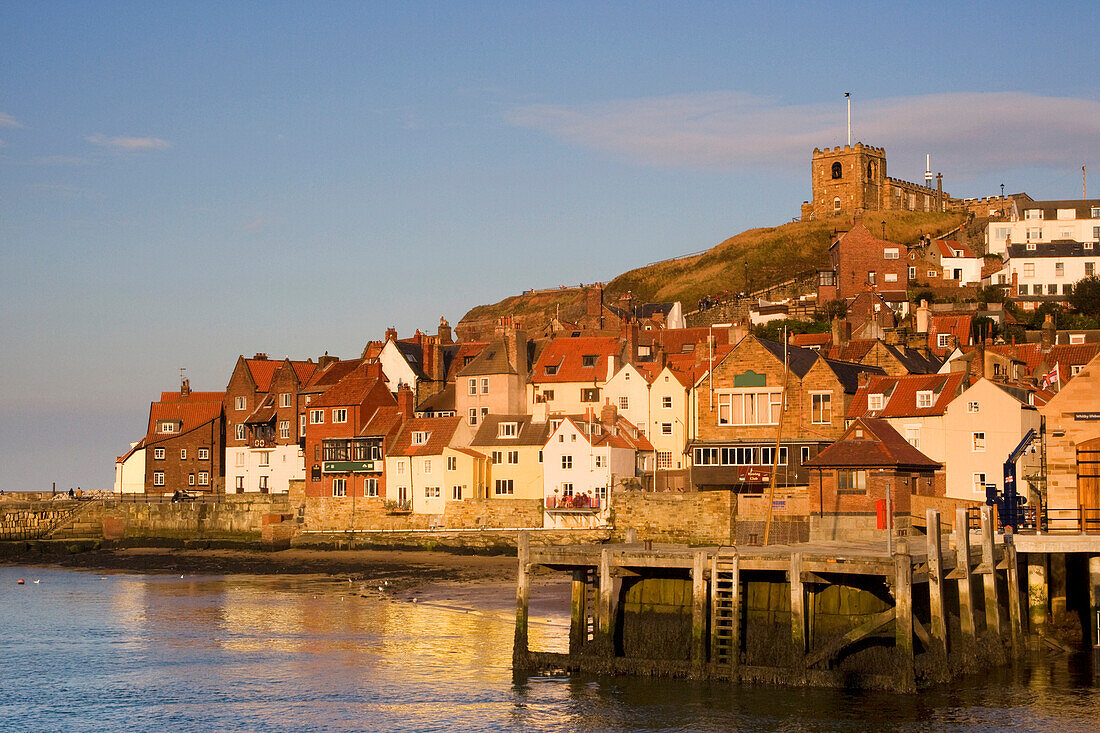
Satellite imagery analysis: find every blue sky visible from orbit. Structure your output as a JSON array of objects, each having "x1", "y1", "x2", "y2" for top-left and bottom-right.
[{"x1": 2, "y1": 2, "x2": 1098, "y2": 490}]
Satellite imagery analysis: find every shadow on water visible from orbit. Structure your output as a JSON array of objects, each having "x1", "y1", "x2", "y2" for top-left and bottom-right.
[{"x1": 2, "y1": 565, "x2": 1098, "y2": 732}]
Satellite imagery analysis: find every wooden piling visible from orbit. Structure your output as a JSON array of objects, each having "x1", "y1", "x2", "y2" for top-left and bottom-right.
[
  {"x1": 981, "y1": 506, "x2": 1001, "y2": 636},
  {"x1": 926, "y1": 509, "x2": 947, "y2": 655},
  {"x1": 1027, "y1": 553, "x2": 1048, "y2": 637},
  {"x1": 1050, "y1": 552, "x2": 1067, "y2": 620},
  {"x1": 894, "y1": 543, "x2": 915, "y2": 689},
  {"x1": 955, "y1": 507, "x2": 976, "y2": 640},
  {"x1": 1005, "y1": 528, "x2": 1023, "y2": 652},
  {"x1": 598, "y1": 546, "x2": 614, "y2": 654},
  {"x1": 569, "y1": 568, "x2": 587, "y2": 654},
  {"x1": 790, "y1": 552, "x2": 805, "y2": 657},
  {"x1": 691, "y1": 550, "x2": 707, "y2": 671},
  {"x1": 514, "y1": 531, "x2": 530, "y2": 663}
]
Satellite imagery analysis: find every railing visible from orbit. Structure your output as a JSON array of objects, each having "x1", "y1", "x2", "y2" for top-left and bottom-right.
[
  {"x1": 965, "y1": 503, "x2": 1100, "y2": 534},
  {"x1": 108, "y1": 492, "x2": 221, "y2": 504},
  {"x1": 545, "y1": 496, "x2": 601, "y2": 511}
]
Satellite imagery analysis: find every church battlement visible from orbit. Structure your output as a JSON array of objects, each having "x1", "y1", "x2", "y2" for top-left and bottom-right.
[
  {"x1": 884, "y1": 175, "x2": 939, "y2": 196},
  {"x1": 812, "y1": 143, "x2": 886, "y2": 157}
]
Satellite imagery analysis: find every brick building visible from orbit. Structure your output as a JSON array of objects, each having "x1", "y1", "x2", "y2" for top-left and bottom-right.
[
  {"x1": 817, "y1": 222, "x2": 910, "y2": 304},
  {"x1": 143, "y1": 380, "x2": 225, "y2": 494}
]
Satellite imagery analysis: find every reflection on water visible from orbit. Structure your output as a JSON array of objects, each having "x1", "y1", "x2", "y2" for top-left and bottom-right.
[{"x1": 1, "y1": 564, "x2": 1098, "y2": 732}]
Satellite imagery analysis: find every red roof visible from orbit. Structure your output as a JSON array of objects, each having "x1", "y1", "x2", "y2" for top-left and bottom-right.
[
  {"x1": 790, "y1": 333, "x2": 832, "y2": 348},
  {"x1": 557, "y1": 415, "x2": 655, "y2": 451},
  {"x1": 804, "y1": 417, "x2": 940, "y2": 469},
  {"x1": 847, "y1": 372, "x2": 966, "y2": 418},
  {"x1": 389, "y1": 415, "x2": 463, "y2": 457},
  {"x1": 644, "y1": 327, "x2": 731, "y2": 355},
  {"x1": 1037, "y1": 344, "x2": 1100, "y2": 382},
  {"x1": 530, "y1": 336, "x2": 621, "y2": 383},
  {"x1": 929, "y1": 315, "x2": 973, "y2": 356},
  {"x1": 305, "y1": 359, "x2": 362, "y2": 390},
  {"x1": 311, "y1": 362, "x2": 390, "y2": 408},
  {"x1": 245, "y1": 358, "x2": 316, "y2": 392},
  {"x1": 145, "y1": 391, "x2": 224, "y2": 446},
  {"x1": 936, "y1": 240, "x2": 976, "y2": 259}
]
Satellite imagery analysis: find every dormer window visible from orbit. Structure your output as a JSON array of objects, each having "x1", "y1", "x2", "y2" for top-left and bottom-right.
[
  {"x1": 884, "y1": 248, "x2": 899, "y2": 260},
  {"x1": 916, "y1": 391, "x2": 933, "y2": 409},
  {"x1": 868, "y1": 394, "x2": 884, "y2": 411},
  {"x1": 581, "y1": 355, "x2": 597, "y2": 367},
  {"x1": 544, "y1": 364, "x2": 559, "y2": 376},
  {"x1": 412, "y1": 431, "x2": 431, "y2": 446},
  {"x1": 1024, "y1": 209, "x2": 1043, "y2": 220},
  {"x1": 498, "y1": 422, "x2": 518, "y2": 438},
  {"x1": 158, "y1": 421, "x2": 177, "y2": 434}
]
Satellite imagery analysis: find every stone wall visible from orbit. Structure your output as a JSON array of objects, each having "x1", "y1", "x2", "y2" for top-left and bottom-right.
[
  {"x1": 293, "y1": 527, "x2": 609, "y2": 552},
  {"x1": 299, "y1": 496, "x2": 544, "y2": 533},
  {"x1": 609, "y1": 490, "x2": 735, "y2": 545},
  {"x1": 0, "y1": 501, "x2": 87, "y2": 540}
]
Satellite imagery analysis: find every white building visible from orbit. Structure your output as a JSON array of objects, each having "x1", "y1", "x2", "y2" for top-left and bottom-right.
[
  {"x1": 985, "y1": 199, "x2": 1100, "y2": 256},
  {"x1": 114, "y1": 440, "x2": 146, "y2": 494},
  {"x1": 992, "y1": 240, "x2": 1100, "y2": 307}
]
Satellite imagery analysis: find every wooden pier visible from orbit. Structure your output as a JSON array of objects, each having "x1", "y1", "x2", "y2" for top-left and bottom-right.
[{"x1": 514, "y1": 507, "x2": 1034, "y2": 691}]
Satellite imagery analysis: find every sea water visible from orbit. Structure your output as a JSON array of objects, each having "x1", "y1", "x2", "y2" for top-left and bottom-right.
[{"x1": 1, "y1": 564, "x2": 1099, "y2": 732}]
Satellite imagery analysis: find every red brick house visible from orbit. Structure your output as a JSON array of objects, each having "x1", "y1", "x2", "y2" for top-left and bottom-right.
[
  {"x1": 804, "y1": 417, "x2": 941, "y2": 541},
  {"x1": 143, "y1": 380, "x2": 225, "y2": 494},
  {"x1": 817, "y1": 222, "x2": 909, "y2": 305},
  {"x1": 302, "y1": 361, "x2": 409, "y2": 499}
]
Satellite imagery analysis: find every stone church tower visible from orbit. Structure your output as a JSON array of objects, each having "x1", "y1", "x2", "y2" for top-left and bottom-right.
[{"x1": 802, "y1": 143, "x2": 887, "y2": 220}]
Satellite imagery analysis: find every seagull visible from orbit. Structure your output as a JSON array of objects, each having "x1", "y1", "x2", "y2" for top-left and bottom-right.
[
  {"x1": 33, "y1": 579, "x2": 40, "y2": 584},
  {"x1": 378, "y1": 586, "x2": 384, "y2": 592}
]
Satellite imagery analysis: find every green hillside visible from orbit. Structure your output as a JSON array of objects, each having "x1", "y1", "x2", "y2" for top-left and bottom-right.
[{"x1": 460, "y1": 211, "x2": 967, "y2": 326}]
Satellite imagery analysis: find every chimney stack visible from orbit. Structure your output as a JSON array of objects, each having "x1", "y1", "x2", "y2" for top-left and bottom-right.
[
  {"x1": 438, "y1": 317, "x2": 453, "y2": 345},
  {"x1": 1041, "y1": 313, "x2": 1056, "y2": 353},
  {"x1": 505, "y1": 326, "x2": 528, "y2": 383},
  {"x1": 385, "y1": 327, "x2": 398, "y2": 343},
  {"x1": 915, "y1": 300, "x2": 931, "y2": 334},
  {"x1": 180, "y1": 377, "x2": 191, "y2": 397},
  {"x1": 600, "y1": 400, "x2": 617, "y2": 432},
  {"x1": 397, "y1": 383, "x2": 415, "y2": 418},
  {"x1": 317, "y1": 352, "x2": 337, "y2": 370},
  {"x1": 253, "y1": 353, "x2": 268, "y2": 360}
]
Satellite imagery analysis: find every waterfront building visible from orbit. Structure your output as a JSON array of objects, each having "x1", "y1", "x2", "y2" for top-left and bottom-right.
[
  {"x1": 142, "y1": 379, "x2": 225, "y2": 494},
  {"x1": 454, "y1": 325, "x2": 530, "y2": 429},
  {"x1": 383, "y1": 415, "x2": 473, "y2": 513},
  {"x1": 470, "y1": 414, "x2": 550, "y2": 501},
  {"x1": 527, "y1": 335, "x2": 621, "y2": 416}
]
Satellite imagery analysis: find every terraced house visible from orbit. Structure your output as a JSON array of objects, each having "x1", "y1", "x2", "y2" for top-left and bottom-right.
[
  {"x1": 470, "y1": 414, "x2": 551, "y2": 502},
  {"x1": 143, "y1": 379, "x2": 224, "y2": 495},
  {"x1": 384, "y1": 415, "x2": 474, "y2": 514},
  {"x1": 527, "y1": 335, "x2": 622, "y2": 417}
]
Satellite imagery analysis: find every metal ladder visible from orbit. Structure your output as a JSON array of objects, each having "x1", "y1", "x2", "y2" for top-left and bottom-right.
[
  {"x1": 710, "y1": 551, "x2": 740, "y2": 667},
  {"x1": 584, "y1": 567, "x2": 598, "y2": 643}
]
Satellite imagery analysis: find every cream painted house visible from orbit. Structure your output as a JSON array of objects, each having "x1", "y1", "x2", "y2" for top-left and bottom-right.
[
  {"x1": 442, "y1": 446, "x2": 490, "y2": 504},
  {"x1": 114, "y1": 441, "x2": 146, "y2": 494},
  {"x1": 527, "y1": 336, "x2": 622, "y2": 417},
  {"x1": 471, "y1": 414, "x2": 550, "y2": 501},
  {"x1": 942, "y1": 378, "x2": 1041, "y2": 502},
  {"x1": 645, "y1": 365, "x2": 694, "y2": 489},
  {"x1": 601, "y1": 362, "x2": 652, "y2": 439},
  {"x1": 383, "y1": 416, "x2": 471, "y2": 514}
]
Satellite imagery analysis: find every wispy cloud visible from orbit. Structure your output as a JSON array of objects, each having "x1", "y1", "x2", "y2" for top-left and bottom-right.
[
  {"x1": 0, "y1": 112, "x2": 22, "y2": 128},
  {"x1": 85, "y1": 133, "x2": 171, "y2": 151},
  {"x1": 237, "y1": 218, "x2": 265, "y2": 232},
  {"x1": 507, "y1": 92, "x2": 1100, "y2": 174}
]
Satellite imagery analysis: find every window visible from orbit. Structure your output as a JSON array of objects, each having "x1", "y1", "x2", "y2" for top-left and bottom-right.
[
  {"x1": 716, "y1": 390, "x2": 782, "y2": 426},
  {"x1": 468, "y1": 378, "x2": 477, "y2": 396},
  {"x1": 235, "y1": 476, "x2": 244, "y2": 491},
  {"x1": 561, "y1": 482, "x2": 574, "y2": 497},
  {"x1": 187, "y1": 473, "x2": 195, "y2": 486},
  {"x1": 1024, "y1": 209, "x2": 1043, "y2": 220},
  {"x1": 801, "y1": 446, "x2": 810, "y2": 463},
  {"x1": 1047, "y1": 284, "x2": 1058, "y2": 295},
  {"x1": 656, "y1": 451, "x2": 672, "y2": 469},
  {"x1": 967, "y1": 401, "x2": 979, "y2": 413},
  {"x1": 412, "y1": 431, "x2": 430, "y2": 446},
  {"x1": 365, "y1": 478, "x2": 378, "y2": 497},
  {"x1": 760, "y1": 446, "x2": 788, "y2": 466},
  {"x1": 154, "y1": 447, "x2": 165, "y2": 460},
  {"x1": 619, "y1": 396, "x2": 629, "y2": 410},
  {"x1": 928, "y1": 270, "x2": 937, "y2": 278},
  {"x1": 332, "y1": 408, "x2": 347, "y2": 423},
  {"x1": 811, "y1": 393, "x2": 832, "y2": 424},
  {"x1": 396, "y1": 461, "x2": 405, "y2": 475},
  {"x1": 481, "y1": 407, "x2": 489, "y2": 419},
  {"x1": 1070, "y1": 334, "x2": 1086, "y2": 345},
  {"x1": 159, "y1": 422, "x2": 176, "y2": 434},
  {"x1": 508, "y1": 450, "x2": 519, "y2": 465},
  {"x1": 594, "y1": 454, "x2": 606, "y2": 469},
  {"x1": 424, "y1": 486, "x2": 440, "y2": 498},
  {"x1": 1055, "y1": 262, "x2": 1065, "y2": 277},
  {"x1": 916, "y1": 391, "x2": 933, "y2": 409},
  {"x1": 905, "y1": 425, "x2": 920, "y2": 450},
  {"x1": 972, "y1": 432, "x2": 986, "y2": 452},
  {"x1": 258, "y1": 476, "x2": 268, "y2": 492},
  {"x1": 258, "y1": 452, "x2": 270, "y2": 467},
  {"x1": 447, "y1": 456, "x2": 457, "y2": 471},
  {"x1": 300, "y1": 414, "x2": 306, "y2": 434},
  {"x1": 538, "y1": 450, "x2": 543, "y2": 463},
  {"x1": 494, "y1": 479, "x2": 514, "y2": 495},
  {"x1": 1019, "y1": 284, "x2": 1029, "y2": 296},
  {"x1": 468, "y1": 408, "x2": 478, "y2": 426},
  {"x1": 235, "y1": 423, "x2": 246, "y2": 440},
  {"x1": 1071, "y1": 365, "x2": 1084, "y2": 377},
  {"x1": 694, "y1": 447, "x2": 718, "y2": 465},
  {"x1": 279, "y1": 421, "x2": 290, "y2": 439},
  {"x1": 1087, "y1": 263, "x2": 1096, "y2": 277},
  {"x1": 661, "y1": 396, "x2": 672, "y2": 409},
  {"x1": 908, "y1": 266, "x2": 916, "y2": 279},
  {"x1": 451, "y1": 485, "x2": 462, "y2": 500},
  {"x1": 491, "y1": 450, "x2": 502, "y2": 465},
  {"x1": 309, "y1": 409, "x2": 323, "y2": 424},
  {"x1": 235, "y1": 396, "x2": 246, "y2": 411},
  {"x1": 544, "y1": 364, "x2": 559, "y2": 376},
  {"x1": 661, "y1": 423, "x2": 673, "y2": 436},
  {"x1": 153, "y1": 471, "x2": 164, "y2": 486},
  {"x1": 280, "y1": 393, "x2": 292, "y2": 408},
  {"x1": 562, "y1": 455, "x2": 573, "y2": 469},
  {"x1": 1026, "y1": 228, "x2": 1042, "y2": 242},
  {"x1": 235, "y1": 452, "x2": 245, "y2": 467},
  {"x1": 332, "y1": 478, "x2": 347, "y2": 497},
  {"x1": 867, "y1": 271, "x2": 876, "y2": 285},
  {"x1": 837, "y1": 470, "x2": 867, "y2": 494},
  {"x1": 973, "y1": 473, "x2": 987, "y2": 494},
  {"x1": 831, "y1": 162, "x2": 842, "y2": 179},
  {"x1": 868, "y1": 393, "x2": 884, "y2": 411},
  {"x1": 197, "y1": 472, "x2": 209, "y2": 486},
  {"x1": 1092, "y1": 207, "x2": 1100, "y2": 218},
  {"x1": 581, "y1": 388, "x2": 600, "y2": 402},
  {"x1": 498, "y1": 422, "x2": 517, "y2": 438},
  {"x1": 884, "y1": 273, "x2": 898, "y2": 282},
  {"x1": 198, "y1": 448, "x2": 209, "y2": 460},
  {"x1": 581, "y1": 355, "x2": 597, "y2": 367},
  {"x1": 481, "y1": 378, "x2": 489, "y2": 394},
  {"x1": 884, "y1": 248, "x2": 899, "y2": 259},
  {"x1": 937, "y1": 333, "x2": 952, "y2": 349},
  {"x1": 423, "y1": 459, "x2": 432, "y2": 474},
  {"x1": 180, "y1": 449, "x2": 187, "y2": 460},
  {"x1": 542, "y1": 389, "x2": 554, "y2": 402}
]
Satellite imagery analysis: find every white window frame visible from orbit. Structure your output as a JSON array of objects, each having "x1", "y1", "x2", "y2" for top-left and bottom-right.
[
  {"x1": 494, "y1": 479, "x2": 514, "y2": 496},
  {"x1": 716, "y1": 390, "x2": 782, "y2": 426},
  {"x1": 498, "y1": 422, "x2": 518, "y2": 438},
  {"x1": 235, "y1": 396, "x2": 246, "y2": 411},
  {"x1": 153, "y1": 471, "x2": 164, "y2": 486},
  {"x1": 916, "y1": 391, "x2": 933, "y2": 409},
  {"x1": 154, "y1": 447, "x2": 165, "y2": 460},
  {"x1": 468, "y1": 378, "x2": 477, "y2": 396},
  {"x1": 412, "y1": 431, "x2": 430, "y2": 446},
  {"x1": 198, "y1": 448, "x2": 209, "y2": 461},
  {"x1": 661, "y1": 423, "x2": 673, "y2": 436},
  {"x1": 972, "y1": 432, "x2": 986, "y2": 452},
  {"x1": 661, "y1": 395, "x2": 673, "y2": 409},
  {"x1": 258, "y1": 451, "x2": 270, "y2": 467},
  {"x1": 481, "y1": 377, "x2": 489, "y2": 394},
  {"x1": 365, "y1": 478, "x2": 379, "y2": 497},
  {"x1": 197, "y1": 472, "x2": 209, "y2": 486},
  {"x1": 280, "y1": 393, "x2": 292, "y2": 408},
  {"x1": 562, "y1": 455, "x2": 573, "y2": 469},
  {"x1": 309, "y1": 409, "x2": 324, "y2": 424},
  {"x1": 619, "y1": 396, "x2": 629, "y2": 410},
  {"x1": 967, "y1": 401, "x2": 979, "y2": 413},
  {"x1": 868, "y1": 394, "x2": 884, "y2": 411},
  {"x1": 332, "y1": 408, "x2": 347, "y2": 423},
  {"x1": 883, "y1": 247, "x2": 899, "y2": 259},
  {"x1": 447, "y1": 456, "x2": 457, "y2": 471},
  {"x1": 468, "y1": 408, "x2": 478, "y2": 426},
  {"x1": 811, "y1": 392, "x2": 832, "y2": 424},
  {"x1": 279, "y1": 420, "x2": 290, "y2": 439},
  {"x1": 332, "y1": 478, "x2": 347, "y2": 497},
  {"x1": 180, "y1": 449, "x2": 187, "y2": 460}
]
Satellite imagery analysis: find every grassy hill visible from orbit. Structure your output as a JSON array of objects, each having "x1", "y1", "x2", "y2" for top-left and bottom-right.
[{"x1": 460, "y1": 211, "x2": 967, "y2": 327}]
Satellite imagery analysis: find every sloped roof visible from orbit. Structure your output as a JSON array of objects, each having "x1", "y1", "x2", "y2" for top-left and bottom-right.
[
  {"x1": 1037, "y1": 344, "x2": 1100, "y2": 381},
  {"x1": 245, "y1": 358, "x2": 316, "y2": 392},
  {"x1": 936, "y1": 240, "x2": 976, "y2": 259},
  {"x1": 304, "y1": 359, "x2": 361, "y2": 390},
  {"x1": 472, "y1": 414, "x2": 551, "y2": 447},
  {"x1": 820, "y1": 358, "x2": 886, "y2": 394},
  {"x1": 389, "y1": 415, "x2": 463, "y2": 457},
  {"x1": 757, "y1": 337, "x2": 819, "y2": 378},
  {"x1": 530, "y1": 336, "x2": 621, "y2": 383},
  {"x1": 883, "y1": 343, "x2": 942, "y2": 374},
  {"x1": 311, "y1": 362, "x2": 389, "y2": 408},
  {"x1": 790, "y1": 332, "x2": 832, "y2": 349},
  {"x1": 456, "y1": 340, "x2": 519, "y2": 377},
  {"x1": 830, "y1": 222, "x2": 904, "y2": 254},
  {"x1": 416, "y1": 383, "x2": 455, "y2": 413},
  {"x1": 360, "y1": 406, "x2": 406, "y2": 439},
  {"x1": 847, "y1": 372, "x2": 966, "y2": 418},
  {"x1": 929, "y1": 315, "x2": 973, "y2": 355},
  {"x1": 554, "y1": 415, "x2": 655, "y2": 452},
  {"x1": 243, "y1": 394, "x2": 277, "y2": 424},
  {"x1": 445, "y1": 341, "x2": 490, "y2": 380},
  {"x1": 145, "y1": 391, "x2": 224, "y2": 446},
  {"x1": 804, "y1": 418, "x2": 940, "y2": 469}
]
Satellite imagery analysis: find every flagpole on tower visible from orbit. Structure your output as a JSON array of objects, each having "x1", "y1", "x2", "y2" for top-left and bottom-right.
[{"x1": 845, "y1": 92, "x2": 851, "y2": 145}]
